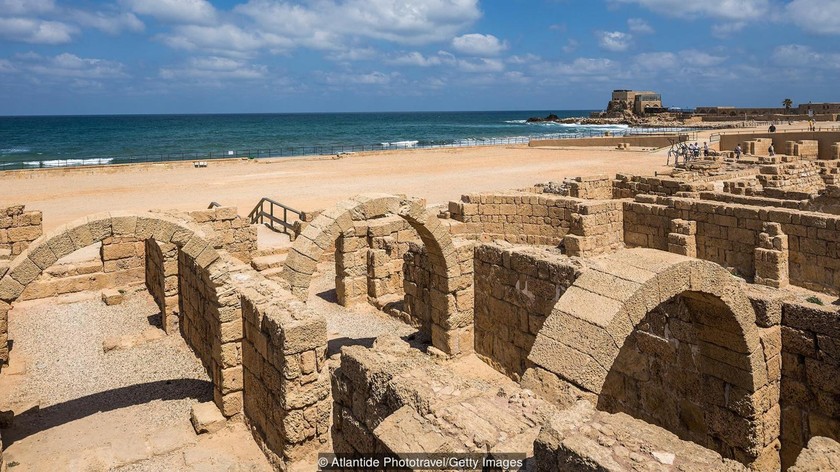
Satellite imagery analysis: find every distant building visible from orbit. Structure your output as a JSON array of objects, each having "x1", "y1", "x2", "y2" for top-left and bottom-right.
[
  {"x1": 607, "y1": 90, "x2": 664, "y2": 116},
  {"x1": 798, "y1": 103, "x2": 840, "y2": 115}
]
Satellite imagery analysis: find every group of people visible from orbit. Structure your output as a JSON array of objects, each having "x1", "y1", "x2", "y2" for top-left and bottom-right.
[{"x1": 668, "y1": 141, "x2": 710, "y2": 165}]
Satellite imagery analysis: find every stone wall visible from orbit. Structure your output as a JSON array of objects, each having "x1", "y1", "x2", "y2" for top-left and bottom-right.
[
  {"x1": 145, "y1": 239, "x2": 179, "y2": 333},
  {"x1": 241, "y1": 283, "x2": 329, "y2": 468},
  {"x1": 756, "y1": 157, "x2": 825, "y2": 198},
  {"x1": 334, "y1": 216, "x2": 420, "y2": 310},
  {"x1": 473, "y1": 244, "x2": 579, "y2": 379},
  {"x1": 177, "y1": 249, "x2": 244, "y2": 417},
  {"x1": 720, "y1": 131, "x2": 840, "y2": 160},
  {"x1": 401, "y1": 241, "x2": 475, "y2": 348},
  {"x1": 448, "y1": 192, "x2": 575, "y2": 245},
  {"x1": 0, "y1": 205, "x2": 42, "y2": 257},
  {"x1": 779, "y1": 301, "x2": 840, "y2": 468},
  {"x1": 447, "y1": 192, "x2": 624, "y2": 256},
  {"x1": 331, "y1": 335, "x2": 554, "y2": 462},
  {"x1": 188, "y1": 207, "x2": 257, "y2": 263},
  {"x1": 613, "y1": 174, "x2": 714, "y2": 198},
  {"x1": 535, "y1": 402, "x2": 747, "y2": 471},
  {"x1": 623, "y1": 195, "x2": 840, "y2": 294}
]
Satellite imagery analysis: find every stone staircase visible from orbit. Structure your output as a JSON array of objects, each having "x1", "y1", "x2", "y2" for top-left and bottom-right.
[{"x1": 250, "y1": 225, "x2": 293, "y2": 281}]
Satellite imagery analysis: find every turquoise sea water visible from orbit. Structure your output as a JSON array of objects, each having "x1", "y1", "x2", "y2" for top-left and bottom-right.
[{"x1": 0, "y1": 111, "x2": 632, "y2": 169}]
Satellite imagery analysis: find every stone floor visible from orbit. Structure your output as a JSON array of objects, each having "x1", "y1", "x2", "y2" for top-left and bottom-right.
[{"x1": 0, "y1": 291, "x2": 272, "y2": 472}]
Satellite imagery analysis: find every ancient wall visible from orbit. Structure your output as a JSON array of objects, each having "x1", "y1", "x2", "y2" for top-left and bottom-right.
[
  {"x1": 447, "y1": 192, "x2": 575, "y2": 245},
  {"x1": 331, "y1": 335, "x2": 554, "y2": 461},
  {"x1": 624, "y1": 195, "x2": 840, "y2": 294},
  {"x1": 177, "y1": 249, "x2": 243, "y2": 417},
  {"x1": 188, "y1": 207, "x2": 257, "y2": 263},
  {"x1": 779, "y1": 301, "x2": 840, "y2": 468},
  {"x1": 535, "y1": 402, "x2": 747, "y2": 471},
  {"x1": 447, "y1": 192, "x2": 624, "y2": 256},
  {"x1": 529, "y1": 134, "x2": 690, "y2": 149},
  {"x1": 241, "y1": 284, "x2": 330, "y2": 468},
  {"x1": 334, "y1": 216, "x2": 420, "y2": 311},
  {"x1": 613, "y1": 174, "x2": 715, "y2": 198},
  {"x1": 0, "y1": 205, "x2": 42, "y2": 257},
  {"x1": 756, "y1": 158, "x2": 825, "y2": 198},
  {"x1": 720, "y1": 131, "x2": 840, "y2": 160},
  {"x1": 401, "y1": 241, "x2": 474, "y2": 347},
  {"x1": 145, "y1": 239, "x2": 179, "y2": 332},
  {"x1": 473, "y1": 244, "x2": 579, "y2": 379}
]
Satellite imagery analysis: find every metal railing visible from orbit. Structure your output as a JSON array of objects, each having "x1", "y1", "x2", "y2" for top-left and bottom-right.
[{"x1": 248, "y1": 197, "x2": 302, "y2": 235}]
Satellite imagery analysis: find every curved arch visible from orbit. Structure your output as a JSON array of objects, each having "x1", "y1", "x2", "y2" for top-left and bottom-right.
[
  {"x1": 283, "y1": 193, "x2": 469, "y2": 354},
  {"x1": 528, "y1": 248, "x2": 760, "y2": 394},
  {"x1": 0, "y1": 211, "x2": 238, "y2": 413}
]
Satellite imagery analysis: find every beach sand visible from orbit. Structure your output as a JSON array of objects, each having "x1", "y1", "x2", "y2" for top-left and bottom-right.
[{"x1": 0, "y1": 123, "x2": 804, "y2": 231}]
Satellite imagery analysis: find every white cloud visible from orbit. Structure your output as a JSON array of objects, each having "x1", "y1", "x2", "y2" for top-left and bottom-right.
[
  {"x1": 507, "y1": 53, "x2": 541, "y2": 65},
  {"x1": 0, "y1": 17, "x2": 78, "y2": 44},
  {"x1": 0, "y1": 0, "x2": 55, "y2": 15},
  {"x1": 611, "y1": 0, "x2": 769, "y2": 21},
  {"x1": 710, "y1": 21, "x2": 746, "y2": 39},
  {"x1": 627, "y1": 18, "x2": 654, "y2": 34},
  {"x1": 451, "y1": 33, "x2": 508, "y2": 56},
  {"x1": 538, "y1": 57, "x2": 618, "y2": 77},
  {"x1": 71, "y1": 11, "x2": 144, "y2": 34},
  {"x1": 14, "y1": 52, "x2": 128, "y2": 78},
  {"x1": 327, "y1": 47, "x2": 378, "y2": 62},
  {"x1": 563, "y1": 38, "x2": 579, "y2": 53},
  {"x1": 123, "y1": 0, "x2": 216, "y2": 25},
  {"x1": 787, "y1": 0, "x2": 840, "y2": 35},
  {"x1": 597, "y1": 31, "x2": 632, "y2": 52},
  {"x1": 161, "y1": 24, "x2": 292, "y2": 56},
  {"x1": 318, "y1": 70, "x2": 398, "y2": 86},
  {"x1": 160, "y1": 56, "x2": 267, "y2": 79},
  {"x1": 772, "y1": 44, "x2": 840, "y2": 69},
  {"x1": 235, "y1": 0, "x2": 481, "y2": 48},
  {"x1": 456, "y1": 57, "x2": 504, "y2": 73},
  {"x1": 389, "y1": 51, "x2": 448, "y2": 67}
]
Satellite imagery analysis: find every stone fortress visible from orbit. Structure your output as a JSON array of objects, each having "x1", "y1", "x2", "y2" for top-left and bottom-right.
[{"x1": 5, "y1": 130, "x2": 840, "y2": 470}]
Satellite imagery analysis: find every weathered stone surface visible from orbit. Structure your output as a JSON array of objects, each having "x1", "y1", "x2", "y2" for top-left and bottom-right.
[
  {"x1": 534, "y1": 402, "x2": 747, "y2": 472},
  {"x1": 790, "y1": 436, "x2": 840, "y2": 472},
  {"x1": 101, "y1": 289, "x2": 124, "y2": 306},
  {"x1": 190, "y1": 402, "x2": 226, "y2": 434}
]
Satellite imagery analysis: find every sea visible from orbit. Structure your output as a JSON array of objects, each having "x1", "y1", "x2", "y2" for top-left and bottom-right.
[{"x1": 0, "y1": 111, "x2": 638, "y2": 170}]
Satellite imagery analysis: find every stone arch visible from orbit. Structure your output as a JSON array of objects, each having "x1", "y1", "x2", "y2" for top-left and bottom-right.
[
  {"x1": 282, "y1": 193, "x2": 471, "y2": 354},
  {"x1": 527, "y1": 248, "x2": 775, "y2": 466},
  {"x1": 0, "y1": 211, "x2": 240, "y2": 415},
  {"x1": 529, "y1": 248, "x2": 760, "y2": 395}
]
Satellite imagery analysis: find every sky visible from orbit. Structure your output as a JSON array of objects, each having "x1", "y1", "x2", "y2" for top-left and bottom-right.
[{"x1": 0, "y1": 0, "x2": 838, "y2": 115}]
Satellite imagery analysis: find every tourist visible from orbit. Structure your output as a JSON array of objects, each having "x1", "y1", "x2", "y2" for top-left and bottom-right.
[
  {"x1": 703, "y1": 142, "x2": 709, "y2": 157},
  {"x1": 768, "y1": 144, "x2": 775, "y2": 156},
  {"x1": 769, "y1": 124, "x2": 776, "y2": 132},
  {"x1": 735, "y1": 144, "x2": 742, "y2": 159}
]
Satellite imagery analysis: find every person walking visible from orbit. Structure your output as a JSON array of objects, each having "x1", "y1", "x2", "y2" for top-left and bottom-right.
[
  {"x1": 735, "y1": 144, "x2": 742, "y2": 159},
  {"x1": 703, "y1": 142, "x2": 709, "y2": 157},
  {"x1": 769, "y1": 144, "x2": 775, "y2": 156}
]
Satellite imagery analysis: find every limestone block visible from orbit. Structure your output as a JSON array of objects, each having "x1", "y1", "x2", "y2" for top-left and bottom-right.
[
  {"x1": 101, "y1": 289, "x2": 124, "y2": 306},
  {"x1": 190, "y1": 401, "x2": 226, "y2": 434}
]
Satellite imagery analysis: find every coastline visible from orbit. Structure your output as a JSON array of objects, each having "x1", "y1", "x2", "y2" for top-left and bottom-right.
[{"x1": 0, "y1": 121, "x2": 813, "y2": 232}]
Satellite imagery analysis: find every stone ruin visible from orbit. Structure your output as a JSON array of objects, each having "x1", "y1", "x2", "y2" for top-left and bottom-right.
[{"x1": 5, "y1": 156, "x2": 840, "y2": 470}]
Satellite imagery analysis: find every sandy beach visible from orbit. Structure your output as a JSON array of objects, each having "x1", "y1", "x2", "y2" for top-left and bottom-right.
[{"x1": 0, "y1": 123, "x2": 810, "y2": 232}]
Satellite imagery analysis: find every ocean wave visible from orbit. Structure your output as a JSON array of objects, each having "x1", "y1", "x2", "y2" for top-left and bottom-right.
[
  {"x1": 503, "y1": 120, "x2": 527, "y2": 124},
  {"x1": 381, "y1": 140, "x2": 419, "y2": 148},
  {"x1": 23, "y1": 158, "x2": 114, "y2": 167},
  {"x1": 1, "y1": 147, "x2": 31, "y2": 154}
]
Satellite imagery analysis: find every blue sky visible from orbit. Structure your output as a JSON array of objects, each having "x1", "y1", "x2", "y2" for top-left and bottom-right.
[{"x1": 0, "y1": 0, "x2": 838, "y2": 115}]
